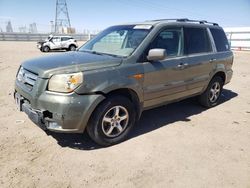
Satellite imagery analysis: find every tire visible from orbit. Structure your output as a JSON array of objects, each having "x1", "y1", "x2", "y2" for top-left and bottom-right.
[
  {"x1": 87, "y1": 95, "x2": 136, "y2": 146},
  {"x1": 69, "y1": 45, "x2": 76, "y2": 51},
  {"x1": 198, "y1": 76, "x2": 224, "y2": 108},
  {"x1": 42, "y1": 46, "x2": 50, "y2": 52}
]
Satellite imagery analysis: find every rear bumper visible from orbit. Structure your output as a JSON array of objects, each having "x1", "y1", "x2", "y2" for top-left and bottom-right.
[
  {"x1": 15, "y1": 81, "x2": 105, "y2": 133},
  {"x1": 225, "y1": 69, "x2": 233, "y2": 84}
]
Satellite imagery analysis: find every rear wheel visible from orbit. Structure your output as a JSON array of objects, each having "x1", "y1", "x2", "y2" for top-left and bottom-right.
[
  {"x1": 199, "y1": 76, "x2": 224, "y2": 108},
  {"x1": 87, "y1": 95, "x2": 136, "y2": 146},
  {"x1": 69, "y1": 45, "x2": 76, "y2": 51}
]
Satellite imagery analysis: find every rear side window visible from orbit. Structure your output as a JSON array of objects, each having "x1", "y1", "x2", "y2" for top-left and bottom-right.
[
  {"x1": 184, "y1": 27, "x2": 212, "y2": 54},
  {"x1": 61, "y1": 37, "x2": 70, "y2": 41},
  {"x1": 210, "y1": 28, "x2": 230, "y2": 52}
]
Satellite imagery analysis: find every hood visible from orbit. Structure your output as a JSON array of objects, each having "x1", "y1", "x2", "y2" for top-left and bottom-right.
[
  {"x1": 37, "y1": 41, "x2": 46, "y2": 44},
  {"x1": 22, "y1": 52, "x2": 122, "y2": 78}
]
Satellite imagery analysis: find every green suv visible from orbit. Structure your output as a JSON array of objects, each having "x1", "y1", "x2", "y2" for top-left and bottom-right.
[{"x1": 14, "y1": 19, "x2": 233, "y2": 146}]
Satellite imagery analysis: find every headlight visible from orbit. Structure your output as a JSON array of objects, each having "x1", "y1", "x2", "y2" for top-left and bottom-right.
[{"x1": 48, "y1": 72, "x2": 83, "y2": 93}]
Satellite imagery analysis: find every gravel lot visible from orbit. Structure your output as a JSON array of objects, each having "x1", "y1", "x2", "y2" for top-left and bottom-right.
[{"x1": 0, "y1": 41, "x2": 249, "y2": 188}]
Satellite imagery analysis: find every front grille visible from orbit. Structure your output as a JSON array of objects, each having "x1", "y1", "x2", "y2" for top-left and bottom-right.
[{"x1": 17, "y1": 67, "x2": 38, "y2": 90}]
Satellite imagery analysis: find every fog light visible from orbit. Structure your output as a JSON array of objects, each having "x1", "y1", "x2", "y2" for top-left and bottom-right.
[{"x1": 47, "y1": 121, "x2": 62, "y2": 130}]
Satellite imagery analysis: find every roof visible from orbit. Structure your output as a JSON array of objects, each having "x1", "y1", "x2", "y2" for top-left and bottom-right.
[
  {"x1": 52, "y1": 35, "x2": 73, "y2": 37},
  {"x1": 121, "y1": 18, "x2": 220, "y2": 28}
]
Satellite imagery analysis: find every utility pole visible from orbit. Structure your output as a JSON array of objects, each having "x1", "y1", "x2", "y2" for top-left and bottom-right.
[{"x1": 54, "y1": 0, "x2": 71, "y2": 33}]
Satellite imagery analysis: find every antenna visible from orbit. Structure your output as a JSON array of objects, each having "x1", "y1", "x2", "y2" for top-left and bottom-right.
[{"x1": 54, "y1": 0, "x2": 71, "y2": 33}]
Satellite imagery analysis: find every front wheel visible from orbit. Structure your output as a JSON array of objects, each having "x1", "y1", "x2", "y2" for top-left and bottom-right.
[
  {"x1": 198, "y1": 76, "x2": 224, "y2": 108},
  {"x1": 87, "y1": 95, "x2": 136, "y2": 146},
  {"x1": 42, "y1": 46, "x2": 50, "y2": 52}
]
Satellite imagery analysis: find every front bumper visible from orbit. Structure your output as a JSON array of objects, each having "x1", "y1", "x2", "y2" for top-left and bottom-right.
[
  {"x1": 15, "y1": 80, "x2": 105, "y2": 133},
  {"x1": 37, "y1": 43, "x2": 42, "y2": 49}
]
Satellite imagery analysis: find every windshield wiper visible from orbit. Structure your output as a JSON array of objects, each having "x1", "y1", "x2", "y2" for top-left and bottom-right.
[
  {"x1": 100, "y1": 52, "x2": 124, "y2": 58},
  {"x1": 80, "y1": 50, "x2": 103, "y2": 55},
  {"x1": 80, "y1": 50, "x2": 124, "y2": 58}
]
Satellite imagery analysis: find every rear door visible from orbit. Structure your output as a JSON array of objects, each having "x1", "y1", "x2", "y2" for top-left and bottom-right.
[
  {"x1": 61, "y1": 37, "x2": 70, "y2": 48},
  {"x1": 181, "y1": 27, "x2": 214, "y2": 94}
]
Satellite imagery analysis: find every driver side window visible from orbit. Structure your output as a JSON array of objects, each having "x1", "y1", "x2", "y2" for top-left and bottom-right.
[
  {"x1": 52, "y1": 37, "x2": 61, "y2": 42},
  {"x1": 150, "y1": 28, "x2": 182, "y2": 57}
]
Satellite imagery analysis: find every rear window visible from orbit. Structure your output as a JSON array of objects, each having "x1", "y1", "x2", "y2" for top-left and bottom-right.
[
  {"x1": 210, "y1": 28, "x2": 230, "y2": 52},
  {"x1": 184, "y1": 27, "x2": 212, "y2": 54}
]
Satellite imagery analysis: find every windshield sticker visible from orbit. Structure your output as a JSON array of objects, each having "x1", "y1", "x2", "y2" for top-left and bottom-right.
[{"x1": 133, "y1": 25, "x2": 152, "y2": 30}]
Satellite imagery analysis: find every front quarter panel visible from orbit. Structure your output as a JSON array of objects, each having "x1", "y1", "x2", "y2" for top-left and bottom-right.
[{"x1": 75, "y1": 62, "x2": 144, "y2": 103}]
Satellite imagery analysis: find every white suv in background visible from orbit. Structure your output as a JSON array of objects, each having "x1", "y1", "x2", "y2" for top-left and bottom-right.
[{"x1": 37, "y1": 35, "x2": 78, "y2": 52}]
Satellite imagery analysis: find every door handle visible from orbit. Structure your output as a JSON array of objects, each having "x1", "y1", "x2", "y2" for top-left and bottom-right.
[
  {"x1": 177, "y1": 63, "x2": 188, "y2": 69},
  {"x1": 209, "y1": 58, "x2": 217, "y2": 63}
]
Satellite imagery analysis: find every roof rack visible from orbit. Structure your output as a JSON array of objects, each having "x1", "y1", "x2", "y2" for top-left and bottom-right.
[{"x1": 146, "y1": 18, "x2": 219, "y2": 26}]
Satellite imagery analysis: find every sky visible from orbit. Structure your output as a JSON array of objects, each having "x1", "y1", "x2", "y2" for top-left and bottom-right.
[{"x1": 0, "y1": 0, "x2": 250, "y2": 33}]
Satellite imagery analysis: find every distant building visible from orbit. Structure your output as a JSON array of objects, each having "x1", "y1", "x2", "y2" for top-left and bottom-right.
[
  {"x1": 29, "y1": 23, "x2": 37, "y2": 33},
  {"x1": 224, "y1": 27, "x2": 250, "y2": 50},
  {"x1": 6, "y1": 21, "x2": 13, "y2": 33},
  {"x1": 19, "y1": 26, "x2": 27, "y2": 33}
]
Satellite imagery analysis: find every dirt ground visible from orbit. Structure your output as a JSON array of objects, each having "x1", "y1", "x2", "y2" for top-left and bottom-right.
[{"x1": 0, "y1": 41, "x2": 249, "y2": 188}]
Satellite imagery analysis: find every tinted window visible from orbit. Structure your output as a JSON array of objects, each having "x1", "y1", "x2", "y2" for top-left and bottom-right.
[
  {"x1": 150, "y1": 28, "x2": 182, "y2": 56},
  {"x1": 61, "y1": 37, "x2": 70, "y2": 41},
  {"x1": 210, "y1": 28, "x2": 230, "y2": 52},
  {"x1": 184, "y1": 27, "x2": 212, "y2": 54}
]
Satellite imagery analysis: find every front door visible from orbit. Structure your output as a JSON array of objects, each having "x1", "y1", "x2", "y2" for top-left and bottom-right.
[
  {"x1": 50, "y1": 37, "x2": 61, "y2": 49},
  {"x1": 142, "y1": 27, "x2": 189, "y2": 108}
]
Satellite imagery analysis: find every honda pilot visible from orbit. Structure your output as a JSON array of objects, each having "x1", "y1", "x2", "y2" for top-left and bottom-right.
[{"x1": 15, "y1": 19, "x2": 233, "y2": 146}]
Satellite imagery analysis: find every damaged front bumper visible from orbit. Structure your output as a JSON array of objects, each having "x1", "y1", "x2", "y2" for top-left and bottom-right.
[{"x1": 14, "y1": 79, "x2": 105, "y2": 133}]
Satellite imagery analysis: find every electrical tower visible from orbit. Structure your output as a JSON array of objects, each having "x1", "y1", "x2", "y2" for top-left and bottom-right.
[{"x1": 54, "y1": 0, "x2": 71, "y2": 33}]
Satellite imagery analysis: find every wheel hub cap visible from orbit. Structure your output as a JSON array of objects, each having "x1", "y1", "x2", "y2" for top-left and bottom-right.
[
  {"x1": 209, "y1": 82, "x2": 221, "y2": 103},
  {"x1": 102, "y1": 106, "x2": 129, "y2": 138}
]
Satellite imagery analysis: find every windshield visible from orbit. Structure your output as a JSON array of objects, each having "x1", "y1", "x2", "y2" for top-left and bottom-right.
[{"x1": 79, "y1": 25, "x2": 152, "y2": 57}]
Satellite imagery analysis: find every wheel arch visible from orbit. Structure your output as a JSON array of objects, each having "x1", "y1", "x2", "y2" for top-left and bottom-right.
[
  {"x1": 103, "y1": 88, "x2": 142, "y2": 120},
  {"x1": 87, "y1": 87, "x2": 142, "y2": 127},
  {"x1": 68, "y1": 43, "x2": 77, "y2": 48},
  {"x1": 211, "y1": 71, "x2": 226, "y2": 84}
]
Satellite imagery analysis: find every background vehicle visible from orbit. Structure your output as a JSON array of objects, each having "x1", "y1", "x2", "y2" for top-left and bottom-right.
[
  {"x1": 15, "y1": 19, "x2": 233, "y2": 146},
  {"x1": 37, "y1": 35, "x2": 78, "y2": 52}
]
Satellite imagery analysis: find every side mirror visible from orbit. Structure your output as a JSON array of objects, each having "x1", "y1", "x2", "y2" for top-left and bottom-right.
[{"x1": 147, "y1": 49, "x2": 167, "y2": 61}]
